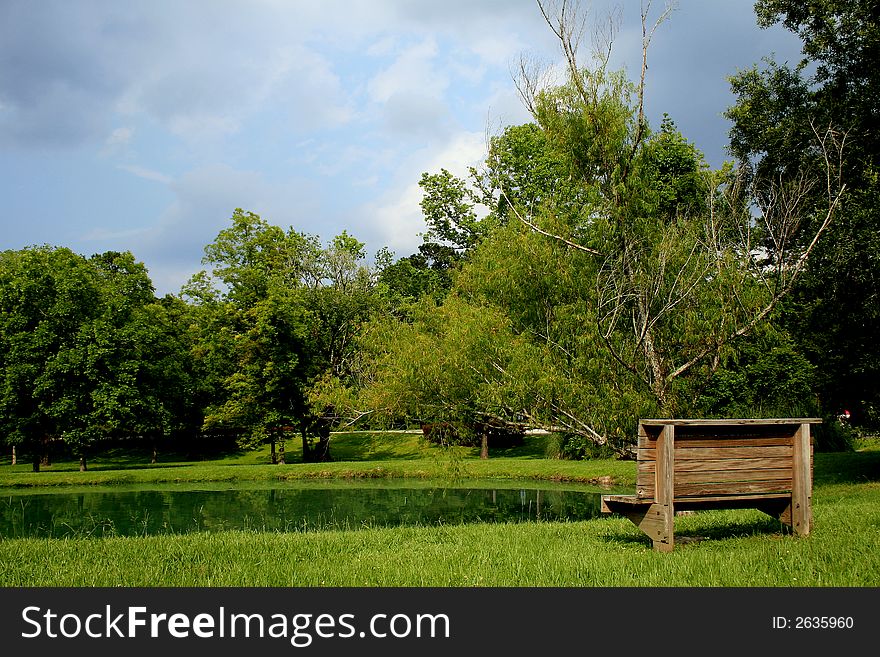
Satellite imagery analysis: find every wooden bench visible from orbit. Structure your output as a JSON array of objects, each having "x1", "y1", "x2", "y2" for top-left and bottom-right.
[{"x1": 601, "y1": 418, "x2": 820, "y2": 551}]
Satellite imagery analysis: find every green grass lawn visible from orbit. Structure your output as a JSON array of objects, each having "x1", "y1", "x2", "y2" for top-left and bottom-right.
[{"x1": 0, "y1": 432, "x2": 878, "y2": 587}]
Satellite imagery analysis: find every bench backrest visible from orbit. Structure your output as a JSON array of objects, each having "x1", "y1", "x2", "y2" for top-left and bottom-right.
[{"x1": 635, "y1": 419, "x2": 816, "y2": 502}]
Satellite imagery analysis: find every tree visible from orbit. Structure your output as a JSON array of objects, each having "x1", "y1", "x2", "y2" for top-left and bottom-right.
[
  {"x1": 0, "y1": 247, "x2": 181, "y2": 470},
  {"x1": 185, "y1": 210, "x2": 322, "y2": 461},
  {"x1": 359, "y1": 0, "x2": 845, "y2": 455},
  {"x1": 121, "y1": 296, "x2": 202, "y2": 463},
  {"x1": 379, "y1": 122, "x2": 580, "y2": 315},
  {"x1": 190, "y1": 208, "x2": 322, "y2": 308},
  {"x1": 355, "y1": 295, "x2": 526, "y2": 459},
  {"x1": 500, "y1": 0, "x2": 844, "y2": 424},
  {"x1": 200, "y1": 286, "x2": 313, "y2": 463},
  {"x1": 302, "y1": 232, "x2": 381, "y2": 454},
  {"x1": 186, "y1": 210, "x2": 382, "y2": 463},
  {"x1": 727, "y1": 0, "x2": 879, "y2": 425},
  {"x1": 0, "y1": 247, "x2": 99, "y2": 470}
]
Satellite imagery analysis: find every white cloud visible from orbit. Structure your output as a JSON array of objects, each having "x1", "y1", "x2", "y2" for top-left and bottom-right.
[
  {"x1": 366, "y1": 36, "x2": 397, "y2": 57},
  {"x1": 363, "y1": 130, "x2": 488, "y2": 254},
  {"x1": 367, "y1": 39, "x2": 446, "y2": 104},
  {"x1": 105, "y1": 126, "x2": 132, "y2": 147},
  {"x1": 117, "y1": 164, "x2": 172, "y2": 185}
]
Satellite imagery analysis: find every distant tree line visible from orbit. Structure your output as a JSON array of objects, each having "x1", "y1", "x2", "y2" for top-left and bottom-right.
[{"x1": 2, "y1": 0, "x2": 876, "y2": 470}]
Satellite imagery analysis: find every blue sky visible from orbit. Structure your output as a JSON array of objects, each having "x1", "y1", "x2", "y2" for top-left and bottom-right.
[{"x1": 0, "y1": 0, "x2": 803, "y2": 296}]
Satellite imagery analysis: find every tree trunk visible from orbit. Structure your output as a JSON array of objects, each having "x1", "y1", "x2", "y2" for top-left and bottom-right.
[
  {"x1": 315, "y1": 436, "x2": 332, "y2": 462},
  {"x1": 480, "y1": 431, "x2": 489, "y2": 460},
  {"x1": 32, "y1": 455, "x2": 40, "y2": 472},
  {"x1": 11, "y1": 445, "x2": 15, "y2": 466},
  {"x1": 80, "y1": 453, "x2": 87, "y2": 472},
  {"x1": 270, "y1": 439, "x2": 277, "y2": 465},
  {"x1": 301, "y1": 430, "x2": 312, "y2": 463}
]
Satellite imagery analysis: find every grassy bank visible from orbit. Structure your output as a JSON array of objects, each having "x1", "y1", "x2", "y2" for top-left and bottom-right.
[
  {"x1": 0, "y1": 431, "x2": 633, "y2": 488},
  {"x1": 0, "y1": 434, "x2": 878, "y2": 587}
]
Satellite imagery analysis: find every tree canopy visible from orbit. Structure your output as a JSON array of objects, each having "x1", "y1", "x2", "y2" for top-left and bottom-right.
[{"x1": 727, "y1": 0, "x2": 878, "y2": 425}]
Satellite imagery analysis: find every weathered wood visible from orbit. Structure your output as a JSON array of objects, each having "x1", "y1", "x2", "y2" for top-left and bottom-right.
[
  {"x1": 640, "y1": 418, "x2": 822, "y2": 426},
  {"x1": 656, "y1": 425, "x2": 674, "y2": 505},
  {"x1": 602, "y1": 499, "x2": 673, "y2": 551},
  {"x1": 601, "y1": 494, "x2": 647, "y2": 507},
  {"x1": 639, "y1": 445, "x2": 794, "y2": 461},
  {"x1": 673, "y1": 468, "x2": 792, "y2": 484},
  {"x1": 640, "y1": 456, "x2": 795, "y2": 473},
  {"x1": 603, "y1": 418, "x2": 816, "y2": 551},
  {"x1": 639, "y1": 479, "x2": 794, "y2": 498},
  {"x1": 791, "y1": 423, "x2": 812, "y2": 536},
  {"x1": 676, "y1": 493, "x2": 790, "y2": 508},
  {"x1": 640, "y1": 436, "x2": 796, "y2": 449}
]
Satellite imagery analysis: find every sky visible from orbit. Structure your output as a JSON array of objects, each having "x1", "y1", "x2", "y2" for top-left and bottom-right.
[{"x1": 0, "y1": 0, "x2": 805, "y2": 297}]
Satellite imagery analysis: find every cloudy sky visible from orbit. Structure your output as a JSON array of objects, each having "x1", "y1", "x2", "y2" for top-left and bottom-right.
[{"x1": 0, "y1": 0, "x2": 804, "y2": 296}]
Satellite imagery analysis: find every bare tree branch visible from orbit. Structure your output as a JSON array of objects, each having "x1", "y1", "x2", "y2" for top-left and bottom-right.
[{"x1": 502, "y1": 189, "x2": 604, "y2": 256}]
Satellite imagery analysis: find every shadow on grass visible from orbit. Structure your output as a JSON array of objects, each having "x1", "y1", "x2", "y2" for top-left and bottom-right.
[
  {"x1": 602, "y1": 514, "x2": 791, "y2": 549},
  {"x1": 478, "y1": 437, "x2": 550, "y2": 460},
  {"x1": 0, "y1": 445, "x2": 259, "y2": 473},
  {"x1": 331, "y1": 445, "x2": 426, "y2": 462}
]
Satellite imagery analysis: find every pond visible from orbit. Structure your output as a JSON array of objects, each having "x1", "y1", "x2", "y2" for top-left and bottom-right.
[{"x1": 0, "y1": 480, "x2": 618, "y2": 538}]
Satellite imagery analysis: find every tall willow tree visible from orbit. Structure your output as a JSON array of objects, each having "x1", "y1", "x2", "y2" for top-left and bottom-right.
[
  {"x1": 355, "y1": 1, "x2": 846, "y2": 456},
  {"x1": 494, "y1": 0, "x2": 846, "y2": 441}
]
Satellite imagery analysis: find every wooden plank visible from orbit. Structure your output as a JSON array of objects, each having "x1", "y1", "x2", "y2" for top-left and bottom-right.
[
  {"x1": 601, "y1": 495, "x2": 647, "y2": 507},
  {"x1": 673, "y1": 446, "x2": 794, "y2": 459},
  {"x1": 640, "y1": 456, "x2": 794, "y2": 473},
  {"x1": 674, "y1": 425, "x2": 797, "y2": 438},
  {"x1": 639, "y1": 445, "x2": 793, "y2": 460},
  {"x1": 791, "y1": 423, "x2": 813, "y2": 536},
  {"x1": 642, "y1": 436, "x2": 795, "y2": 449},
  {"x1": 674, "y1": 493, "x2": 790, "y2": 505},
  {"x1": 638, "y1": 447, "x2": 657, "y2": 461},
  {"x1": 656, "y1": 425, "x2": 675, "y2": 506},
  {"x1": 639, "y1": 479, "x2": 793, "y2": 498},
  {"x1": 674, "y1": 468, "x2": 792, "y2": 485},
  {"x1": 640, "y1": 418, "x2": 822, "y2": 426},
  {"x1": 676, "y1": 480, "x2": 793, "y2": 496}
]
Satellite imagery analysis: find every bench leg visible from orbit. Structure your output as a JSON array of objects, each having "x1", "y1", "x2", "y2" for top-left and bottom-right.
[
  {"x1": 792, "y1": 423, "x2": 813, "y2": 536},
  {"x1": 756, "y1": 499, "x2": 794, "y2": 533},
  {"x1": 617, "y1": 503, "x2": 674, "y2": 552}
]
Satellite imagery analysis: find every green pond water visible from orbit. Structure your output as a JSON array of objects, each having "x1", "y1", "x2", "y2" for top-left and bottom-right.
[{"x1": 0, "y1": 480, "x2": 617, "y2": 538}]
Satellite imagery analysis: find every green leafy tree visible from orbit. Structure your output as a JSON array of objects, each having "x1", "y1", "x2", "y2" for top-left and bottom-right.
[
  {"x1": 356, "y1": 295, "x2": 526, "y2": 458},
  {"x1": 493, "y1": 2, "x2": 843, "y2": 432},
  {"x1": 379, "y1": 122, "x2": 579, "y2": 315},
  {"x1": 360, "y1": 1, "x2": 845, "y2": 455},
  {"x1": 300, "y1": 231, "x2": 380, "y2": 460},
  {"x1": 0, "y1": 247, "x2": 186, "y2": 470},
  {"x1": 0, "y1": 247, "x2": 101, "y2": 469},
  {"x1": 186, "y1": 210, "x2": 381, "y2": 463},
  {"x1": 185, "y1": 210, "x2": 321, "y2": 461},
  {"x1": 727, "y1": 0, "x2": 879, "y2": 425}
]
